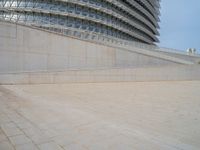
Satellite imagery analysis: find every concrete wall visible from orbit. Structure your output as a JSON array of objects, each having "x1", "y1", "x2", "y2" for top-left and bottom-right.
[
  {"x1": 0, "y1": 21, "x2": 181, "y2": 74},
  {"x1": 0, "y1": 65, "x2": 200, "y2": 84}
]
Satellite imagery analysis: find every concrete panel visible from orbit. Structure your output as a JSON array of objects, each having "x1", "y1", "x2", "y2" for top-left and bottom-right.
[
  {"x1": 0, "y1": 22, "x2": 16, "y2": 38},
  {"x1": 47, "y1": 55, "x2": 69, "y2": 71},
  {"x1": 23, "y1": 28, "x2": 50, "y2": 53},
  {"x1": 0, "y1": 51, "x2": 23, "y2": 73},
  {"x1": 69, "y1": 39, "x2": 87, "y2": 57},
  {"x1": 23, "y1": 53, "x2": 48, "y2": 72},
  {"x1": 86, "y1": 42, "x2": 99, "y2": 58}
]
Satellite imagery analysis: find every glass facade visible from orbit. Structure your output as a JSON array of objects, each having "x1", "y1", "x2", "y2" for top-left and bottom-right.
[{"x1": 0, "y1": 0, "x2": 160, "y2": 44}]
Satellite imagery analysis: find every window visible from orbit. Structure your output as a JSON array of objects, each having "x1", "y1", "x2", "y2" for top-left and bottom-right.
[
  {"x1": 82, "y1": 8, "x2": 88, "y2": 16},
  {"x1": 75, "y1": 6, "x2": 81, "y2": 15}
]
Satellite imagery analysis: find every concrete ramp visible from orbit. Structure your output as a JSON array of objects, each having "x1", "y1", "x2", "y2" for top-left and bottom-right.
[{"x1": 0, "y1": 65, "x2": 200, "y2": 84}]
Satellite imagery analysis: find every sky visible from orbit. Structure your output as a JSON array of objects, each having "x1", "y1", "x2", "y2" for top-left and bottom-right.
[{"x1": 158, "y1": 0, "x2": 200, "y2": 52}]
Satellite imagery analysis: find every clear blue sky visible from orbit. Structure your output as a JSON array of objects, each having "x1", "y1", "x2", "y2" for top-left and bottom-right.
[{"x1": 158, "y1": 0, "x2": 200, "y2": 52}]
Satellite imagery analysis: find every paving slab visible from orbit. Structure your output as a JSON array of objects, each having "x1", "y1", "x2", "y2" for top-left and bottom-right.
[
  {"x1": 38, "y1": 141, "x2": 63, "y2": 150},
  {"x1": 9, "y1": 134, "x2": 32, "y2": 146},
  {"x1": 0, "y1": 133, "x2": 7, "y2": 142},
  {"x1": 15, "y1": 142, "x2": 39, "y2": 150},
  {"x1": 1, "y1": 122, "x2": 23, "y2": 137},
  {"x1": 0, "y1": 140, "x2": 15, "y2": 150}
]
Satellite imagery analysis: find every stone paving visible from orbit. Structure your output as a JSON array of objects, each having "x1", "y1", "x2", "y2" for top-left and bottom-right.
[{"x1": 0, "y1": 81, "x2": 200, "y2": 150}]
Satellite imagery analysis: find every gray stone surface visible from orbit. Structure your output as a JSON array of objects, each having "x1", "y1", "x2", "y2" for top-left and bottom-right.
[{"x1": 0, "y1": 81, "x2": 200, "y2": 150}]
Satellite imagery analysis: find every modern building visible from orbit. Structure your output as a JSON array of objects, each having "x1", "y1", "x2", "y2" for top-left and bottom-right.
[
  {"x1": 1, "y1": 0, "x2": 200, "y2": 84},
  {"x1": 0, "y1": 0, "x2": 160, "y2": 44}
]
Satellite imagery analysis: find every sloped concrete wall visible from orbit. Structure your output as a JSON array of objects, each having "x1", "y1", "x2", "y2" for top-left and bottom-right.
[
  {"x1": 0, "y1": 21, "x2": 179, "y2": 74},
  {"x1": 157, "y1": 51, "x2": 200, "y2": 64}
]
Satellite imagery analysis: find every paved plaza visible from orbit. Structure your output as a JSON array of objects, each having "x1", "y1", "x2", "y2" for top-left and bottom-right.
[{"x1": 0, "y1": 81, "x2": 200, "y2": 150}]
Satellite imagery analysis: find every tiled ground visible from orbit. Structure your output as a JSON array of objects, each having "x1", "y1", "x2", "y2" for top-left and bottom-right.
[{"x1": 0, "y1": 81, "x2": 200, "y2": 150}]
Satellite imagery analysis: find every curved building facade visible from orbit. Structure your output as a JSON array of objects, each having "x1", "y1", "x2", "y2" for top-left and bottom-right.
[{"x1": 0, "y1": 0, "x2": 160, "y2": 44}]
